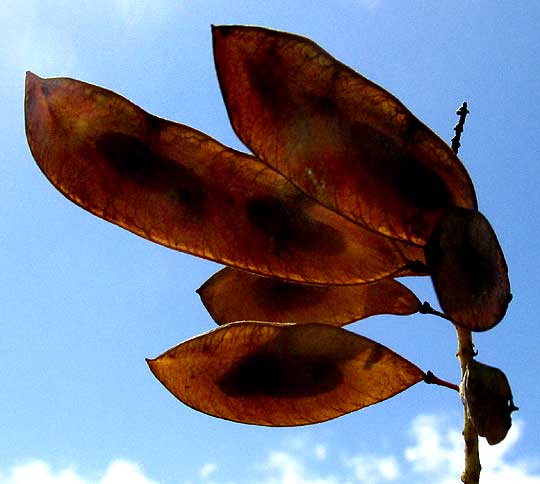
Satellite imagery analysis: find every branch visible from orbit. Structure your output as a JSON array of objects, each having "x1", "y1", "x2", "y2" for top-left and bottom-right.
[
  {"x1": 456, "y1": 328, "x2": 481, "y2": 484},
  {"x1": 450, "y1": 102, "x2": 481, "y2": 483},
  {"x1": 420, "y1": 299, "x2": 481, "y2": 482},
  {"x1": 452, "y1": 102, "x2": 469, "y2": 154}
]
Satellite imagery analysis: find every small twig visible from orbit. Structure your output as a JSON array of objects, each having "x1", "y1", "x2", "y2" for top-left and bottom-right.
[
  {"x1": 424, "y1": 370, "x2": 460, "y2": 392},
  {"x1": 419, "y1": 301, "x2": 454, "y2": 323},
  {"x1": 452, "y1": 101, "x2": 469, "y2": 154}
]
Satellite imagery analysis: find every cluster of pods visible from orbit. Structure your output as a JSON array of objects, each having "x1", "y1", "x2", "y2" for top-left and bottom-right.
[{"x1": 25, "y1": 26, "x2": 514, "y2": 440}]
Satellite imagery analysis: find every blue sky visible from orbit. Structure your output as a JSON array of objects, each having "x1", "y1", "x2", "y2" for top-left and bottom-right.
[{"x1": 2, "y1": 1, "x2": 540, "y2": 483}]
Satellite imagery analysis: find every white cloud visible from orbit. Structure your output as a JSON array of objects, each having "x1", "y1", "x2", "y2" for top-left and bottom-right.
[
  {"x1": 404, "y1": 414, "x2": 463, "y2": 475},
  {"x1": 262, "y1": 451, "x2": 339, "y2": 484},
  {"x1": 314, "y1": 445, "x2": 327, "y2": 461},
  {"x1": 257, "y1": 414, "x2": 540, "y2": 484},
  {"x1": 99, "y1": 461, "x2": 159, "y2": 484},
  {"x1": 345, "y1": 454, "x2": 400, "y2": 482},
  {"x1": 0, "y1": 459, "x2": 158, "y2": 484},
  {"x1": 200, "y1": 463, "x2": 217, "y2": 480},
  {"x1": 2, "y1": 416, "x2": 539, "y2": 484},
  {"x1": 405, "y1": 414, "x2": 540, "y2": 484}
]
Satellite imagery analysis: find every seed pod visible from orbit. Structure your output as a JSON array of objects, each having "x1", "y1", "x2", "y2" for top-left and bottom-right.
[
  {"x1": 425, "y1": 206, "x2": 511, "y2": 332},
  {"x1": 460, "y1": 359, "x2": 518, "y2": 445}
]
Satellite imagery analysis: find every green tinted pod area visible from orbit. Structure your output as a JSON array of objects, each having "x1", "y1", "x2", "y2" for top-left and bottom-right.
[{"x1": 425, "y1": 206, "x2": 511, "y2": 331}]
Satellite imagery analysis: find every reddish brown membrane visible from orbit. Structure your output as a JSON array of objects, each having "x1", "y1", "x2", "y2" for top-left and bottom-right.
[{"x1": 147, "y1": 322, "x2": 425, "y2": 426}]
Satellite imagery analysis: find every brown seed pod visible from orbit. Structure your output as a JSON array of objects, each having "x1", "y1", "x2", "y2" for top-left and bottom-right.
[
  {"x1": 425, "y1": 206, "x2": 511, "y2": 331},
  {"x1": 460, "y1": 359, "x2": 518, "y2": 445}
]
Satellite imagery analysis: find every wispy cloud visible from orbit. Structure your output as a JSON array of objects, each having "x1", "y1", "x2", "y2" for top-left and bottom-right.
[
  {"x1": 404, "y1": 413, "x2": 463, "y2": 475},
  {"x1": 261, "y1": 450, "x2": 339, "y2": 484},
  {"x1": 345, "y1": 453, "x2": 400, "y2": 482},
  {"x1": 2, "y1": 415, "x2": 539, "y2": 484},
  {"x1": 110, "y1": 0, "x2": 179, "y2": 27},
  {"x1": 314, "y1": 445, "x2": 327, "y2": 461},
  {"x1": 255, "y1": 414, "x2": 540, "y2": 484},
  {"x1": 200, "y1": 462, "x2": 217, "y2": 480},
  {"x1": 0, "y1": 459, "x2": 158, "y2": 484},
  {"x1": 406, "y1": 415, "x2": 540, "y2": 484}
]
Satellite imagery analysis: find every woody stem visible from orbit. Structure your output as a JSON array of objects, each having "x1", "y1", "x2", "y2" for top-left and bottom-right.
[
  {"x1": 448, "y1": 103, "x2": 480, "y2": 483},
  {"x1": 456, "y1": 327, "x2": 481, "y2": 484}
]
